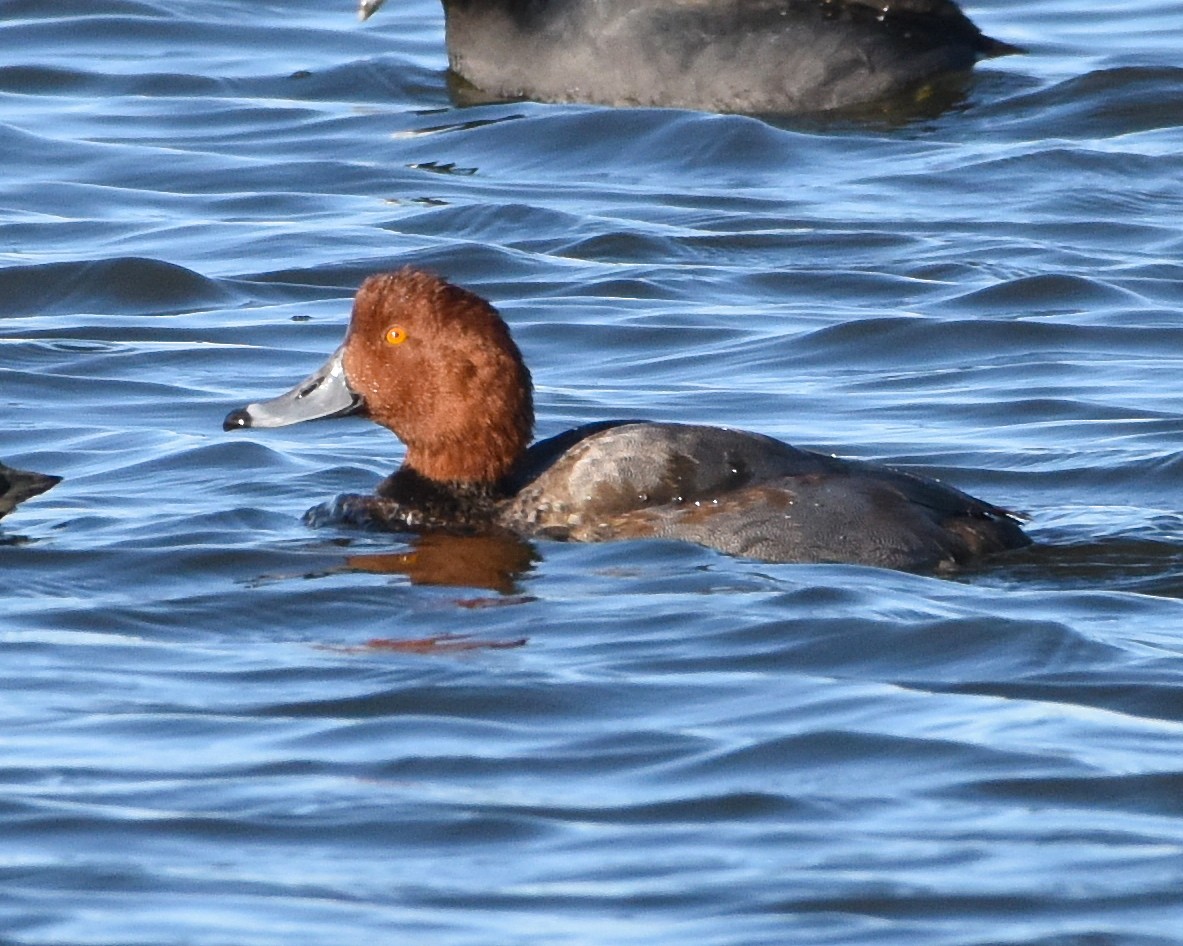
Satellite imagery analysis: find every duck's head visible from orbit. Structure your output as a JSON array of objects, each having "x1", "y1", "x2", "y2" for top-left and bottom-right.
[{"x1": 225, "y1": 269, "x2": 534, "y2": 485}]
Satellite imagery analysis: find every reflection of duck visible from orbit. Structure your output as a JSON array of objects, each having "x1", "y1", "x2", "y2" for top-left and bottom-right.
[
  {"x1": 0, "y1": 462, "x2": 60, "y2": 521},
  {"x1": 359, "y1": 0, "x2": 1017, "y2": 114},
  {"x1": 343, "y1": 531, "x2": 538, "y2": 593},
  {"x1": 226, "y1": 269, "x2": 1029, "y2": 571}
]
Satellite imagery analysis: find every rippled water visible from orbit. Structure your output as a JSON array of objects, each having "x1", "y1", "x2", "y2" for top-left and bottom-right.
[{"x1": 4, "y1": 1, "x2": 1183, "y2": 943}]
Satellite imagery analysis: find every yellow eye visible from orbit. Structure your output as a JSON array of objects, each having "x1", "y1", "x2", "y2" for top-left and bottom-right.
[{"x1": 384, "y1": 325, "x2": 409, "y2": 346}]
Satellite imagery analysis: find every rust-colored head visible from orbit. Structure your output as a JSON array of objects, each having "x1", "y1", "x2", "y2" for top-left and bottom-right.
[
  {"x1": 343, "y1": 269, "x2": 534, "y2": 483},
  {"x1": 225, "y1": 268, "x2": 534, "y2": 485}
]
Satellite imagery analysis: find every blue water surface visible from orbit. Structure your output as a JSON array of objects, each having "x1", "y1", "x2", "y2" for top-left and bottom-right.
[{"x1": 3, "y1": 1, "x2": 1183, "y2": 943}]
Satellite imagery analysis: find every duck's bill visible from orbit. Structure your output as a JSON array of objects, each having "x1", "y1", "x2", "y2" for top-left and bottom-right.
[
  {"x1": 358, "y1": 0, "x2": 388, "y2": 20},
  {"x1": 223, "y1": 346, "x2": 363, "y2": 431}
]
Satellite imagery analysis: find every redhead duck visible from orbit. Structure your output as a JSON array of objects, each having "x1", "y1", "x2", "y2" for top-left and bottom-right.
[
  {"x1": 225, "y1": 269, "x2": 1030, "y2": 571},
  {"x1": 0, "y1": 462, "x2": 60, "y2": 521},
  {"x1": 358, "y1": 0, "x2": 1018, "y2": 115}
]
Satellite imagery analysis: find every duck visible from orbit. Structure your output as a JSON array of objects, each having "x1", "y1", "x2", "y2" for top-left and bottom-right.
[
  {"x1": 224, "y1": 268, "x2": 1030, "y2": 571},
  {"x1": 357, "y1": 0, "x2": 1018, "y2": 115},
  {"x1": 0, "y1": 462, "x2": 60, "y2": 521}
]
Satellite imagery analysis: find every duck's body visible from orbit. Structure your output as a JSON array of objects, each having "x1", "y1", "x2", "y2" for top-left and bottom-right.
[
  {"x1": 0, "y1": 462, "x2": 60, "y2": 521},
  {"x1": 360, "y1": 0, "x2": 1016, "y2": 114},
  {"x1": 225, "y1": 269, "x2": 1029, "y2": 572},
  {"x1": 504, "y1": 421, "x2": 1025, "y2": 568}
]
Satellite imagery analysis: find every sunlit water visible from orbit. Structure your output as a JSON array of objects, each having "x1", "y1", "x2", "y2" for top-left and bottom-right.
[{"x1": 3, "y1": 2, "x2": 1183, "y2": 943}]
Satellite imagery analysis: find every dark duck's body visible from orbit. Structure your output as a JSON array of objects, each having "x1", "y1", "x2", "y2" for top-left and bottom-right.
[
  {"x1": 225, "y1": 269, "x2": 1030, "y2": 572},
  {"x1": 358, "y1": 0, "x2": 1017, "y2": 114}
]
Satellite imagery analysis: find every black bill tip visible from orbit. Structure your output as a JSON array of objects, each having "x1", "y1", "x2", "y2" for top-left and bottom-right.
[{"x1": 223, "y1": 408, "x2": 252, "y2": 432}]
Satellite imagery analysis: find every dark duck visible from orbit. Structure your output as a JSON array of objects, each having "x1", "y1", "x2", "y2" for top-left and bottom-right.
[
  {"x1": 0, "y1": 462, "x2": 60, "y2": 522},
  {"x1": 357, "y1": 0, "x2": 1018, "y2": 115},
  {"x1": 225, "y1": 269, "x2": 1030, "y2": 571}
]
